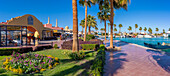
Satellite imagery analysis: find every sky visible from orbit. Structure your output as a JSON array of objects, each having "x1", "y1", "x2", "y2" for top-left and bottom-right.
[{"x1": 0, "y1": 0, "x2": 170, "y2": 33}]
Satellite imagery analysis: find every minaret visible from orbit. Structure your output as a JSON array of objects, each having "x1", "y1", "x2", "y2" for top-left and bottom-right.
[
  {"x1": 56, "y1": 19, "x2": 58, "y2": 27},
  {"x1": 48, "y1": 17, "x2": 50, "y2": 24}
]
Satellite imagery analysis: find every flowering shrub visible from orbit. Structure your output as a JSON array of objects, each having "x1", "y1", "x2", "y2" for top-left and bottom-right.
[{"x1": 2, "y1": 52, "x2": 59, "y2": 74}]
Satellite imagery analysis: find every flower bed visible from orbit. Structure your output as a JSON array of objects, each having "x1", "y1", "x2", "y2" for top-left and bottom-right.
[{"x1": 2, "y1": 52, "x2": 59, "y2": 74}]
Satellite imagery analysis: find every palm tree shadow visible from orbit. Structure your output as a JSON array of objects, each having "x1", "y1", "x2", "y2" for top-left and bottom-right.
[
  {"x1": 104, "y1": 41, "x2": 129, "y2": 47},
  {"x1": 152, "y1": 55, "x2": 170, "y2": 73},
  {"x1": 52, "y1": 59, "x2": 94, "y2": 76},
  {"x1": 104, "y1": 51, "x2": 128, "y2": 76},
  {"x1": 13, "y1": 73, "x2": 43, "y2": 76},
  {"x1": 59, "y1": 59, "x2": 75, "y2": 64},
  {"x1": 146, "y1": 49, "x2": 170, "y2": 73},
  {"x1": 146, "y1": 49, "x2": 162, "y2": 54},
  {"x1": 0, "y1": 69, "x2": 7, "y2": 74}
]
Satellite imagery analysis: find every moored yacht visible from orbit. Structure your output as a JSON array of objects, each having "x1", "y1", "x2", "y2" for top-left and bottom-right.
[
  {"x1": 144, "y1": 35, "x2": 152, "y2": 38},
  {"x1": 137, "y1": 34, "x2": 144, "y2": 38}
]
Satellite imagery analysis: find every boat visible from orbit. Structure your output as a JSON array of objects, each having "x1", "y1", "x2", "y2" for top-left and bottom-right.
[
  {"x1": 163, "y1": 34, "x2": 168, "y2": 38},
  {"x1": 158, "y1": 42, "x2": 170, "y2": 46},
  {"x1": 137, "y1": 35, "x2": 144, "y2": 38},
  {"x1": 144, "y1": 35, "x2": 152, "y2": 38},
  {"x1": 163, "y1": 31, "x2": 170, "y2": 38},
  {"x1": 144, "y1": 42, "x2": 170, "y2": 49}
]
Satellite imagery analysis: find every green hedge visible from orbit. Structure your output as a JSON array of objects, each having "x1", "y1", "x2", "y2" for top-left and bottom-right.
[
  {"x1": 54, "y1": 44, "x2": 58, "y2": 49},
  {"x1": 0, "y1": 48, "x2": 32, "y2": 55},
  {"x1": 86, "y1": 34, "x2": 95, "y2": 41},
  {"x1": 90, "y1": 44, "x2": 106, "y2": 76},
  {"x1": 81, "y1": 44, "x2": 99, "y2": 50}
]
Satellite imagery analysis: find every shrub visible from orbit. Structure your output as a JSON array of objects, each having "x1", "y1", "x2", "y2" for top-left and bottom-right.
[
  {"x1": 99, "y1": 44, "x2": 106, "y2": 50},
  {"x1": 35, "y1": 45, "x2": 52, "y2": 51},
  {"x1": 0, "y1": 48, "x2": 32, "y2": 55},
  {"x1": 61, "y1": 39, "x2": 103, "y2": 50},
  {"x1": 68, "y1": 51, "x2": 86, "y2": 60},
  {"x1": 2, "y1": 52, "x2": 59, "y2": 74},
  {"x1": 54, "y1": 44, "x2": 58, "y2": 49},
  {"x1": 79, "y1": 37, "x2": 84, "y2": 40},
  {"x1": 81, "y1": 44, "x2": 99, "y2": 50},
  {"x1": 90, "y1": 45, "x2": 106, "y2": 76},
  {"x1": 86, "y1": 34, "x2": 95, "y2": 41}
]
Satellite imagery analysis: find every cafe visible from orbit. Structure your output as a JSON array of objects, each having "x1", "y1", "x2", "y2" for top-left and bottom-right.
[{"x1": 0, "y1": 14, "x2": 53, "y2": 47}]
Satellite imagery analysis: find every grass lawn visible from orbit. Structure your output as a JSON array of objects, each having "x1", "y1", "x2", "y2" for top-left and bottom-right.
[{"x1": 0, "y1": 49, "x2": 97, "y2": 76}]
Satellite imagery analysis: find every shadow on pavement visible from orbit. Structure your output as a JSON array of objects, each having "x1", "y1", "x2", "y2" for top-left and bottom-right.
[
  {"x1": 104, "y1": 41, "x2": 129, "y2": 47},
  {"x1": 152, "y1": 55, "x2": 170, "y2": 73},
  {"x1": 146, "y1": 49, "x2": 170, "y2": 73},
  {"x1": 104, "y1": 51, "x2": 128, "y2": 76}
]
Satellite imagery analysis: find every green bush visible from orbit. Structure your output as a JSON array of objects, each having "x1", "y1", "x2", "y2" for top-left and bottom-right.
[
  {"x1": 0, "y1": 48, "x2": 33, "y2": 55},
  {"x1": 81, "y1": 44, "x2": 99, "y2": 50},
  {"x1": 54, "y1": 44, "x2": 58, "y2": 49},
  {"x1": 90, "y1": 44, "x2": 106, "y2": 76},
  {"x1": 79, "y1": 37, "x2": 84, "y2": 40},
  {"x1": 99, "y1": 44, "x2": 106, "y2": 50},
  {"x1": 68, "y1": 51, "x2": 86, "y2": 60},
  {"x1": 0, "y1": 48, "x2": 20, "y2": 55},
  {"x1": 86, "y1": 34, "x2": 95, "y2": 41}
]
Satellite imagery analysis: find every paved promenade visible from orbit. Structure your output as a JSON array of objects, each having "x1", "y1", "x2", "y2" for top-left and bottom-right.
[{"x1": 104, "y1": 40, "x2": 170, "y2": 76}]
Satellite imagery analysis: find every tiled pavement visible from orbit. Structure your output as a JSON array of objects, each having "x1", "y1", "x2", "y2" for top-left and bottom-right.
[{"x1": 104, "y1": 40, "x2": 170, "y2": 76}]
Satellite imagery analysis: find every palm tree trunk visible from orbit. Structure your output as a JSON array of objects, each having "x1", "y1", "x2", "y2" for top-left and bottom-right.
[
  {"x1": 82, "y1": 27, "x2": 84, "y2": 34},
  {"x1": 135, "y1": 29, "x2": 136, "y2": 33},
  {"x1": 108, "y1": 24, "x2": 109, "y2": 36},
  {"x1": 110, "y1": 0, "x2": 114, "y2": 48},
  {"x1": 84, "y1": 1, "x2": 87, "y2": 41},
  {"x1": 104, "y1": 20, "x2": 107, "y2": 40},
  {"x1": 119, "y1": 27, "x2": 121, "y2": 33},
  {"x1": 88, "y1": 26, "x2": 91, "y2": 35},
  {"x1": 72, "y1": 0, "x2": 79, "y2": 52}
]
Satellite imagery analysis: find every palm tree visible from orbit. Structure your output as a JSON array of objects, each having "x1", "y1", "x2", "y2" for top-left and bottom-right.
[
  {"x1": 144, "y1": 27, "x2": 147, "y2": 33},
  {"x1": 135, "y1": 24, "x2": 138, "y2": 33},
  {"x1": 119, "y1": 24, "x2": 123, "y2": 33},
  {"x1": 139, "y1": 27, "x2": 142, "y2": 33},
  {"x1": 114, "y1": 24, "x2": 116, "y2": 28},
  {"x1": 80, "y1": 20, "x2": 85, "y2": 34},
  {"x1": 128, "y1": 26, "x2": 132, "y2": 32},
  {"x1": 97, "y1": 0, "x2": 130, "y2": 48},
  {"x1": 72, "y1": 0, "x2": 79, "y2": 52},
  {"x1": 97, "y1": 4, "x2": 110, "y2": 40},
  {"x1": 100, "y1": 28, "x2": 105, "y2": 35},
  {"x1": 113, "y1": 24, "x2": 116, "y2": 34},
  {"x1": 109, "y1": 0, "x2": 130, "y2": 48},
  {"x1": 87, "y1": 15, "x2": 97, "y2": 35},
  {"x1": 148, "y1": 28, "x2": 152, "y2": 34},
  {"x1": 108, "y1": 23, "x2": 110, "y2": 36},
  {"x1": 95, "y1": 27, "x2": 98, "y2": 32},
  {"x1": 155, "y1": 28, "x2": 159, "y2": 36},
  {"x1": 169, "y1": 28, "x2": 170, "y2": 31},
  {"x1": 156, "y1": 28, "x2": 159, "y2": 33},
  {"x1": 114, "y1": 28, "x2": 117, "y2": 32},
  {"x1": 79, "y1": 0, "x2": 96, "y2": 41},
  {"x1": 163, "y1": 29, "x2": 165, "y2": 33}
]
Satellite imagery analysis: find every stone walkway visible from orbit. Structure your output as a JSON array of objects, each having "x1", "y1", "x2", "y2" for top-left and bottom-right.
[{"x1": 104, "y1": 40, "x2": 170, "y2": 76}]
